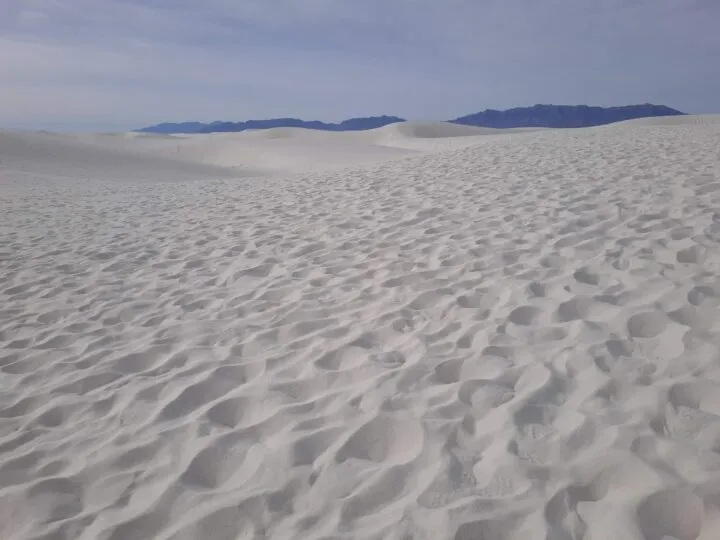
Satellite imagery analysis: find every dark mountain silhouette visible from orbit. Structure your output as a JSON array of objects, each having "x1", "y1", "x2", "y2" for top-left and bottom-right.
[
  {"x1": 137, "y1": 121, "x2": 209, "y2": 134},
  {"x1": 451, "y1": 104, "x2": 684, "y2": 128},
  {"x1": 137, "y1": 104, "x2": 684, "y2": 134},
  {"x1": 138, "y1": 116, "x2": 405, "y2": 134},
  {"x1": 198, "y1": 115, "x2": 406, "y2": 133}
]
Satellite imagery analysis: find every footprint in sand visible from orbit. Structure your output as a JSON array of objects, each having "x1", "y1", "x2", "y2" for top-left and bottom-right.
[{"x1": 637, "y1": 488, "x2": 704, "y2": 540}]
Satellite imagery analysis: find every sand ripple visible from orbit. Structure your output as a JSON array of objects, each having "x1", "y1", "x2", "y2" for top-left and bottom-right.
[{"x1": 2, "y1": 119, "x2": 720, "y2": 539}]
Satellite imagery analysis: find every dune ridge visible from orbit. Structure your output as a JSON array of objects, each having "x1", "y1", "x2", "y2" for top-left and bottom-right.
[
  {"x1": 1, "y1": 121, "x2": 542, "y2": 181},
  {"x1": 0, "y1": 131, "x2": 244, "y2": 184},
  {"x1": 2, "y1": 117, "x2": 720, "y2": 539}
]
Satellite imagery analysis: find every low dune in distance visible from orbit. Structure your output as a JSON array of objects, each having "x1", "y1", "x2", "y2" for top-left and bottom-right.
[{"x1": 2, "y1": 121, "x2": 550, "y2": 181}]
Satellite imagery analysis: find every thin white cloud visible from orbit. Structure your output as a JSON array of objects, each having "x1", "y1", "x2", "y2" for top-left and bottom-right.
[{"x1": 1, "y1": 0, "x2": 718, "y2": 130}]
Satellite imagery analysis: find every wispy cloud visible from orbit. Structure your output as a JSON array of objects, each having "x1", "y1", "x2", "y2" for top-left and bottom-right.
[{"x1": 1, "y1": 0, "x2": 718, "y2": 130}]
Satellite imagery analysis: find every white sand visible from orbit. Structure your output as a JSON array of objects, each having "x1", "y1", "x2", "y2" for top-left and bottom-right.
[
  {"x1": 65, "y1": 122, "x2": 541, "y2": 176},
  {"x1": 1, "y1": 116, "x2": 720, "y2": 539}
]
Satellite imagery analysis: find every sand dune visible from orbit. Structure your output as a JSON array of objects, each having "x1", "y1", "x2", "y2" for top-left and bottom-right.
[
  {"x1": 0, "y1": 131, "x2": 243, "y2": 184},
  {"x1": 610, "y1": 114, "x2": 720, "y2": 127},
  {"x1": 2, "y1": 116, "x2": 720, "y2": 539},
  {"x1": 63, "y1": 121, "x2": 542, "y2": 175},
  {"x1": 140, "y1": 134, "x2": 418, "y2": 174},
  {"x1": 376, "y1": 121, "x2": 544, "y2": 138},
  {"x1": 1, "y1": 128, "x2": 412, "y2": 181}
]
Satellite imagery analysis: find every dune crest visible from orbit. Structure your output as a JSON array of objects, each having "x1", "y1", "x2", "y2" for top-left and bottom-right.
[{"x1": 2, "y1": 121, "x2": 546, "y2": 181}]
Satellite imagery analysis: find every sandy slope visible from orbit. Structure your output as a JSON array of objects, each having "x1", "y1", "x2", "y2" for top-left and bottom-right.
[
  {"x1": 610, "y1": 115, "x2": 720, "y2": 127},
  {"x1": 60, "y1": 121, "x2": 541, "y2": 175},
  {"x1": 2, "y1": 117, "x2": 720, "y2": 539},
  {"x1": 0, "y1": 131, "x2": 244, "y2": 185}
]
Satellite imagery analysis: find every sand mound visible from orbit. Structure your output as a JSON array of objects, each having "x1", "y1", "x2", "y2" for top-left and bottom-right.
[
  {"x1": 3, "y1": 116, "x2": 720, "y2": 539},
  {"x1": 1, "y1": 128, "x2": 419, "y2": 180},
  {"x1": 155, "y1": 122, "x2": 526, "y2": 171},
  {"x1": 43, "y1": 120, "x2": 553, "y2": 177},
  {"x1": 0, "y1": 131, "x2": 243, "y2": 184},
  {"x1": 177, "y1": 122, "x2": 509, "y2": 142},
  {"x1": 235, "y1": 126, "x2": 349, "y2": 141},
  {"x1": 374, "y1": 121, "x2": 505, "y2": 139},
  {"x1": 610, "y1": 114, "x2": 720, "y2": 127},
  {"x1": 65, "y1": 121, "x2": 530, "y2": 176},
  {"x1": 146, "y1": 134, "x2": 417, "y2": 173},
  {"x1": 368, "y1": 121, "x2": 546, "y2": 151}
]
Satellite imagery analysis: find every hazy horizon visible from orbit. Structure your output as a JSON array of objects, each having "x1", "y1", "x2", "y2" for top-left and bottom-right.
[{"x1": 2, "y1": 0, "x2": 719, "y2": 131}]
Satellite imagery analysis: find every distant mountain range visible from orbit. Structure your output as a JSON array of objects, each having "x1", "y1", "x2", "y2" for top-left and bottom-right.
[
  {"x1": 138, "y1": 116, "x2": 405, "y2": 134},
  {"x1": 138, "y1": 104, "x2": 685, "y2": 134}
]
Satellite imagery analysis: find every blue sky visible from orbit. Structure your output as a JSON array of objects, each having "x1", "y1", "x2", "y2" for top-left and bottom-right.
[{"x1": 1, "y1": 0, "x2": 718, "y2": 131}]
